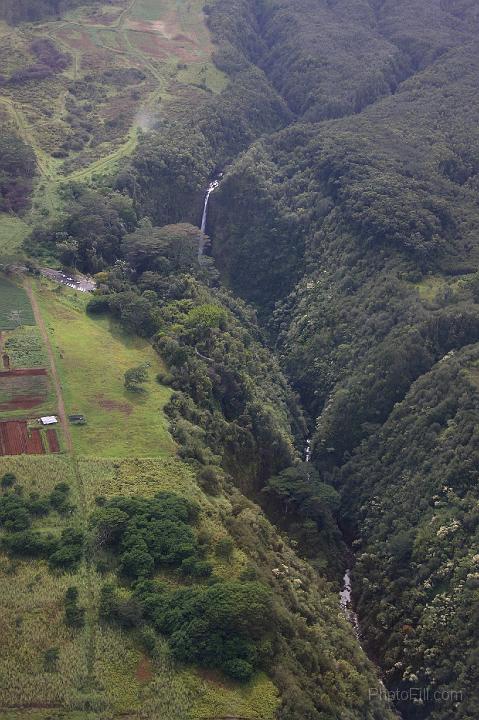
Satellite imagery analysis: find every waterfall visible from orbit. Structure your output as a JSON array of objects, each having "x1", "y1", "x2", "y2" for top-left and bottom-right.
[
  {"x1": 201, "y1": 180, "x2": 219, "y2": 234},
  {"x1": 304, "y1": 438, "x2": 312, "y2": 462},
  {"x1": 198, "y1": 179, "x2": 220, "y2": 260}
]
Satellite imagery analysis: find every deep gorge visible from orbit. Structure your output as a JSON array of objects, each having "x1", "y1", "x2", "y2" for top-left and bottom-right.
[{"x1": 3, "y1": 0, "x2": 479, "y2": 718}]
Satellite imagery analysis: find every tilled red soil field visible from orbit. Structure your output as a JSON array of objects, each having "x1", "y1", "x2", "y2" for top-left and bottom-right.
[
  {"x1": 0, "y1": 421, "x2": 45, "y2": 456},
  {"x1": 46, "y1": 428, "x2": 60, "y2": 453},
  {"x1": 0, "y1": 367, "x2": 50, "y2": 411},
  {"x1": 0, "y1": 397, "x2": 45, "y2": 411}
]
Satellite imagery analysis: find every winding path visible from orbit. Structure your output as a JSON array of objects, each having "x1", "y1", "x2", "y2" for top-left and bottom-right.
[{"x1": 24, "y1": 280, "x2": 72, "y2": 452}]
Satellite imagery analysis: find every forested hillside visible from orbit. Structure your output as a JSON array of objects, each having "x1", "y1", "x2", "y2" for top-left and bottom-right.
[
  {"x1": 2, "y1": 0, "x2": 479, "y2": 718},
  {"x1": 203, "y1": 1, "x2": 479, "y2": 719},
  {"x1": 0, "y1": 0, "x2": 95, "y2": 24}
]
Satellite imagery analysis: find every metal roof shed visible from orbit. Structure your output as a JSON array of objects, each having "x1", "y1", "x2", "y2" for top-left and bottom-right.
[{"x1": 40, "y1": 416, "x2": 58, "y2": 425}]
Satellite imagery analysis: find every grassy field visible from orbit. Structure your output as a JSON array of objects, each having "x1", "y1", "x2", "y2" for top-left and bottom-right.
[
  {"x1": 0, "y1": 456, "x2": 89, "y2": 710},
  {"x1": 0, "y1": 452, "x2": 279, "y2": 720},
  {"x1": 0, "y1": 214, "x2": 30, "y2": 264},
  {"x1": 34, "y1": 281, "x2": 176, "y2": 457},
  {"x1": 0, "y1": 277, "x2": 35, "y2": 330}
]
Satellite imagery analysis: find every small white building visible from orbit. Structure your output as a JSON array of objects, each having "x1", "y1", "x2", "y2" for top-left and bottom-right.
[{"x1": 40, "y1": 416, "x2": 58, "y2": 425}]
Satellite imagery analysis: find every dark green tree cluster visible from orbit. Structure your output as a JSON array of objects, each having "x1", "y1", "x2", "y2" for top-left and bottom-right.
[
  {"x1": 0, "y1": 134, "x2": 36, "y2": 213},
  {"x1": 0, "y1": 475, "x2": 83, "y2": 571},
  {"x1": 26, "y1": 186, "x2": 137, "y2": 272},
  {"x1": 262, "y1": 462, "x2": 343, "y2": 570},
  {"x1": 92, "y1": 491, "x2": 274, "y2": 682},
  {"x1": 90, "y1": 492, "x2": 212, "y2": 580},
  {"x1": 133, "y1": 579, "x2": 273, "y2": 681},
  {"x1": 0, "y1": 0, "x2": 96, "y2": 24}
]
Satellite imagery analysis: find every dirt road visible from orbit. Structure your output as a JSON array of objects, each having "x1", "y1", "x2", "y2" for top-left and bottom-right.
[{"x1": 24, "y1": 281, "x2": 73, "y2": 453}]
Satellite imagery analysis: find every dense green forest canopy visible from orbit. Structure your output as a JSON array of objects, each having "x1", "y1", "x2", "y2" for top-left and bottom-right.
[
  {"x1": 0, "y1": 134, "x2": 36, "y2": 213},
  {"x1": 197, "y1": 2, "x2": 479, "y2": 718},
  {"x1": 0, "y1": 0, "x2": 96, "y2": 24}
]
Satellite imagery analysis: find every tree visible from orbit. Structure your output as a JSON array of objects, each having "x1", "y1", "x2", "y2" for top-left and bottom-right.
[
  {"x1": 123, "y1": 222, "x2": 201, "y2": 275},
  {"x1": 119, "y1": 542, "x2": 154, "y2": 579},
  {"x1": 124, "y1": 363, "x2": 149, "y2": 392},
  {"x1": 90, "y1": 506, "x2": 129, "y2": 546}
]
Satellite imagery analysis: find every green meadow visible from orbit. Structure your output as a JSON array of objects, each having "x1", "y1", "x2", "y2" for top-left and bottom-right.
[{"x1": 34, "y1": 281, "x2": 176, "y2": 458}]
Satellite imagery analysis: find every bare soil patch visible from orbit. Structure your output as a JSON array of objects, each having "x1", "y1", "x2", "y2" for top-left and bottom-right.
[
  {"x1": 0, "y1": 396, "x2": 44, "y2": 411},
  {"x1": 98, "y1": 395, "x2": 133, "y2": 415},
  {"x1": 135, "y1": 655, "x2": 153, "y2": 684}
]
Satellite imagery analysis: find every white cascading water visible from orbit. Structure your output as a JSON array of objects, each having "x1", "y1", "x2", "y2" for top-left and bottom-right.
[
  {"x1": 201, "y1": 180, "x2": 219, "y2": 234},
  {"x1": 340, "y1": 569, "x2": 361, "y2": 640},
  {"x1": 304, "y1": 438, "x2": 312, "y2": 462},
  {"x1": 198, "y1": 179, "x2": 220, "y2": 260}
]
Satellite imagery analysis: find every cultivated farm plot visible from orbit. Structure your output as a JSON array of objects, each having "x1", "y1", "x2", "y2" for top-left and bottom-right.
[
  {"x1": 0, "y1": 277, "x2": 34, "y2": 330},
  {"x1": 0, "y1": 420, "x2": 43, "y2": 454},
  {"x1": 0, "y1": 369, "x2": 52, "y2": 414},
  {"x1": 3, "y1": 325, "x2": 49, "y2": 368},
  {"x1": 0, "y1": 279, "x2": 59, "y2": 446}
]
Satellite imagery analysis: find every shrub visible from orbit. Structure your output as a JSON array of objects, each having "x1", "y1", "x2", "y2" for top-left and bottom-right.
[
  {"x1": 49, "y1": 483, "x2": 72, "y2": 513},
  {"x1": 215, "y1": 537, "x2": 234, "y2": 561},
  {"x1": 64, "y1": 586, "x2": 85, "y2": 628},
  {"x1": 180, "y1": 556, "x2": 213, "y2": 577},
  {"x1": 28, "y1": 493, "x2": 50, "y2": 516},
  {"x1": 119, "y1": 543, "x2": 154, "y2": 579},
  {"x1": 0, "y1": 494, "x2": 31, "y2": 532},
  {"x1": 43, "y1": 647, "x2": 60, "y2": 673},
  {"x1": 1, "y1": 473, "x2": 16, "y2": 490},
  {"x1": 4, "y1": 530, "x2": 56, "y2": 557},
  {"x1": 48, "y1": 527, "x2": 84, "y2": 570},
  {"x1": 86, "y1": 296, "x2": 110, "y2": 314},
  {"x1": 223, "y1": 658, "x2": 254, "y2": 681},
  {"x1": 197, "y1": 465, "x2": 223, "y2": 495}
]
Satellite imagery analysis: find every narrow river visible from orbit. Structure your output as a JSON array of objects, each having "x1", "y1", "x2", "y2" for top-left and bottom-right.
[
  {"x1": 304, "y1": 440, "x2": 360, "y2": 636},
  {"x1": 339, "y1": 569, "x2": 361, "y2": 639}
]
